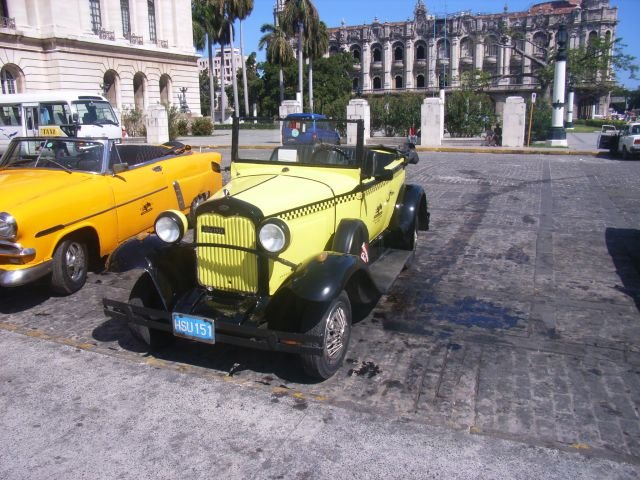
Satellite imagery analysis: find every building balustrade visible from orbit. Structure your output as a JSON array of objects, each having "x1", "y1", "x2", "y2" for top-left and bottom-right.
[
  {"x1": 130, "y1": 34, "x2": 143, "y2": 45},
  {"x1": 99, "y1": 29, "x2": 115, "y2": 41},
  {"x1": 157, "y1": 39, "x2": 168, "y2": 48},
  {"x1": 0, "y1": 16, "x2": 16, "y2": 29}
]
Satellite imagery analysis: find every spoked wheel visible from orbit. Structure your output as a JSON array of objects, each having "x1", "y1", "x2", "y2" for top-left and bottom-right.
[
  {"x1": 301, "y1": 291, "x2": 352, "y2": 380},
  {"x1": 128, "y1": 274, "x2": 174, "y2": 349},
  {"x1": 50, "y1": 237, "x2": 88, "y2": 295}
]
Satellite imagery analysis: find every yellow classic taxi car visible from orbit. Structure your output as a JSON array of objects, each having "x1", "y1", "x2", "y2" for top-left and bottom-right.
[
  {"x1": 0, "y1": 136, "x2": 221, "y2": 294},
  {"x1": 104, "y1": 118, "x2": 429, "y2": 379}
]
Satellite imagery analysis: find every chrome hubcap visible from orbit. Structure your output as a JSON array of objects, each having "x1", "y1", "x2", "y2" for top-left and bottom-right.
[
  {"x1": 64, "y1": 242, "x2": 86, "y2": 282},
  {"x1": 324, "y1": 303, "x2": 348, "y2": 358}
]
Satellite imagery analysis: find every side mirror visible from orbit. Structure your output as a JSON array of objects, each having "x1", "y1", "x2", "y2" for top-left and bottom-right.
[
  {"x1": 112, "y1": 163, "x2": 129, "y2": 174},
  {"x1": 72, "y1": 113, "x2": 79, "y2": 123}
]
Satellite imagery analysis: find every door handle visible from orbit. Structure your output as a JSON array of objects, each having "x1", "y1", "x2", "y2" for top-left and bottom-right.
[{"x1": 152, "y1": 165, "x2": 162, "y2": 172}]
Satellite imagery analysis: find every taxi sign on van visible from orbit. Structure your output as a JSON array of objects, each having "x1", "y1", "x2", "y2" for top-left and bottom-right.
[{"x1": 39, "y1": 126, "x2": 63, "y2": 136}]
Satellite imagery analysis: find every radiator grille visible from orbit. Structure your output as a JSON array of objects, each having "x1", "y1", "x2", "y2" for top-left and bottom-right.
[{"x1": 197, "y1": 213, "x2": 258, "y2": 293}]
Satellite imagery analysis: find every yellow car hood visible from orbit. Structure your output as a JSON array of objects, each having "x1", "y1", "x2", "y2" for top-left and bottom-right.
[
  {"x1": 0, "y1": 170, "x2": 94, "y2": 210},
  {"x1": 220, "y1": 173, "x2": 340, "y2": 217}
]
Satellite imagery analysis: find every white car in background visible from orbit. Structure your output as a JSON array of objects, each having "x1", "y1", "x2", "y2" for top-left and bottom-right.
[{"x1": 598, "y1": 123, "x2": 640, "y2": 159}]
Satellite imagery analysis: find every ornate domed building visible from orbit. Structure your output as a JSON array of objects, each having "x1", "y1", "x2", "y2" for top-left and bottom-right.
[{"x1": 327, "y1": 0, "x2": 618, "y2": 118}]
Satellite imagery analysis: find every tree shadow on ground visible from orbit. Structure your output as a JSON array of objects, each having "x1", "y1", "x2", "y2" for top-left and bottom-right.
[{"x1": 605, "y1": 227, "x2": 640, "y2": 312}]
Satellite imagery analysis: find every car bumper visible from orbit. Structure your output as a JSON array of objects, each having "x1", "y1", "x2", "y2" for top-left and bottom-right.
[
  {"x1": 102, "y1": 298, "x2": 324, "y2": 356},
  {"x1": 0, "y1": 260, "x2": 52, "y2": 287}
]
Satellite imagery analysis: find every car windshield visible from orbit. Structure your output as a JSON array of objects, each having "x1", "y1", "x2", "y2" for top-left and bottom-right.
[
  {"x1": 73, "y1": 100, "x2": 118, "y2": 125},
  {"x1": 0, "y1": 138, "x2": 105, "y2": 173}
]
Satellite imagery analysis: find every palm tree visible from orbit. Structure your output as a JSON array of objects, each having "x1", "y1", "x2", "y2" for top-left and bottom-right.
[
  {"x1": 193, "y1": 0, "x2": 227, "y2": 121},
  {"x1": 231, "y1": 0, "x2": 254, "y2": 117},
  {"x1": 279, "y1": 0, "x2": 319, "y2": 110},
  {"x1": 258, "y1": 22, "x2": 294, "y2": 103},
  {"x1": 192, "y1": 1, "x2": 218, "y2": 117},
  {"x1": 305, "y1": 20, "x2": 328, "y2": 112}
]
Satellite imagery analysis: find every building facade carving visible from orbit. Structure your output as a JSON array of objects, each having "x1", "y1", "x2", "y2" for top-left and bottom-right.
[
  {"x1": 0, "y1": 0, "x2": 201, "y2": 115},
  {"x1": 327, "y1": 0, "x2": 617, "y2": 118}
]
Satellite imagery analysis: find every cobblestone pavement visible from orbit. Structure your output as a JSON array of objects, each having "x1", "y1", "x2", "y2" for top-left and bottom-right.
[{"x1": 1, "y1": 151, "x2": 639, "y2": 466}]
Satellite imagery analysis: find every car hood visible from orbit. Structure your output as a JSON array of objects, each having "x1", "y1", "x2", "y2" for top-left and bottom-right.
[
  {"x1": 0, "y1": 169, "x2": 94, "y2": 210},
  {"x1": 216, "y1": 173, "x2": 338, "y2": 217}
]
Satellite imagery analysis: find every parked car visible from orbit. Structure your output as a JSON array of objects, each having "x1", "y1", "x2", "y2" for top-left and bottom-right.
[
  {"x1": 282, "y1": 113, "x2": 340, "y2": 145},
  {"x1": 599, "y1": 122, "x2": 640, "y2": 159},
  {"x1": 103, "y1": 118, "x2": 429, "y2": 379},
  {"x1": 596, "y1": 124, "x2": 618, "y2": 150},
  {"x1": 0, "y1": 137, "x2": 222, "y2": 294}
]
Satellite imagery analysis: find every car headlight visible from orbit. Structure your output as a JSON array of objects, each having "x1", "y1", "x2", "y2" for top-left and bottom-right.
[
  {"x1": 0, "y1": 212, "x2": 17, "y2": 241},
  {"x1": 155, "y1": 210, "x2": 188, "y2": 244},
  {"x1": 258, "y1": 220, "x2": 290, "y2": 253}
]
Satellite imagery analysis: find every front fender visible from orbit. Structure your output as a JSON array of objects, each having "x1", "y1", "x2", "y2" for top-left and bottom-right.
[
  {"x1": 282, "y1": 252, "x2": 379, "y2": 304},
  {"x1": 106, "y1": 235, "x2": 197, "y2": 309}
]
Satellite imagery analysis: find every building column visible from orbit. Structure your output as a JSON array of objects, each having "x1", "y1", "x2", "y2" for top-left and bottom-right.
[
  {"x1": 523, "y1": 33, "x2": 533, "y2": 85},
  {"x1": 362, "y1": 43, "x2": 371, "y2": 92},
  {"x1": 384, "y1": 40, "x2": 392, "y2": 90},
  {"x1": 428, "y1": 38, "x2": 437, "y2": 89},
  {"x1": 405, "y1": 38, "x2": 414, "y2": 89},
  {"x1": 474, "y1": 38, "x2": 484, "y2": 70},
  {"x1": 451, "y1": 36, "x2": 460, "y2": 87}
]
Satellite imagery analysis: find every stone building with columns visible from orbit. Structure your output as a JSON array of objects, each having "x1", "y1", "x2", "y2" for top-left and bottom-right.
[
  {"x1": 0, "y1": 0, "x2": 201, "y2": 115},
  {"x1": 327, "y1": 0, "x2": 617, "y2": 119}
]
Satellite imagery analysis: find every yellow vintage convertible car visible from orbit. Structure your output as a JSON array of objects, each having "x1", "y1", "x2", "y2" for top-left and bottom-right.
[
  {"x1": 104, "y1": 118, "x2": 429, "y2": 379},
  {"x1": 0, "y1": 136, "x2": 222, "y2": 294}
]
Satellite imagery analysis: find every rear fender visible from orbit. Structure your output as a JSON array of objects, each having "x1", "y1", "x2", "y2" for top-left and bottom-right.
[
  {"x1": 106, "y1": 235, "x2": 197, "y2": 309},
  {"x1": 390, "y1": 184, "x2": 429, "y2": 234}
]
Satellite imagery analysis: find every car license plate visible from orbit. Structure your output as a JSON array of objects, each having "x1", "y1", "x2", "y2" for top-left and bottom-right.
[{"x1": 172, "y1": 313, "x2": 215, "y2": 344}]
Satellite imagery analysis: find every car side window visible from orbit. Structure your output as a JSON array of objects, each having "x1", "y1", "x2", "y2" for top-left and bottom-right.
[{"x1": 632, "y1": 126, "x2": 640, "y2": 135}]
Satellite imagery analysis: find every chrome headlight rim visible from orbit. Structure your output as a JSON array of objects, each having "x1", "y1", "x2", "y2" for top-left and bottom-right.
[
  {"x1": 258, "y1": 219, "x2": 290, "y2": 254},
  {"x1": 154, "y1": 211, "x2": 187, "y2": 244},
  {"x1": 0, "y1": 212, "x2": 17, "y2": 241}
]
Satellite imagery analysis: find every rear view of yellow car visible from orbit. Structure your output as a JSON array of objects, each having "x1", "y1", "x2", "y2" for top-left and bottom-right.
[{"x1": 0, "y1": 137, "x2": 222, "y2": 294}]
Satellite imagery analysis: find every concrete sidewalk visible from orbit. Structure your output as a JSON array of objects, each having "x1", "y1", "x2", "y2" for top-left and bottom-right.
[{"x1": 177, "y1": 130, "x2": 602, "y2": 156}]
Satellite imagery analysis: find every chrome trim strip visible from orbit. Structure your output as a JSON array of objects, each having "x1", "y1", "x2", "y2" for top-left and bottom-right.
[{"x1": 0, "y1": 260, "x2": 52, "y2": 287}]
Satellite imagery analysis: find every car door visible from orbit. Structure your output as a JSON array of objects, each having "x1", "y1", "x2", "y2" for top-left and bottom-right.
[
  {"x1": 360, "y1": 150, "x2": 399, "y2": 240},
  {"x1": 107, "y1": 145, "x2": 176, "y2": 242}
]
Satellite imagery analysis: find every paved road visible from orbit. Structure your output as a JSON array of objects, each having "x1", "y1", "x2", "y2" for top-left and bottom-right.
[{"x1": 1, "y1": 150, "x2": 639, "y2": 478}]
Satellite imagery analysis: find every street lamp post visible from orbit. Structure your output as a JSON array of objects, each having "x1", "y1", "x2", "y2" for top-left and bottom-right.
[
  {"x1": 548, "y1": 24, "x2": 569, "y2": 147},
  {"x1": 566, "y1": 80, "x2": 575, "y2": 129}
]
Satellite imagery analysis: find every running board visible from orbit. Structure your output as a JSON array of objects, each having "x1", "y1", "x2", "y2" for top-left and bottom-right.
[{"x1": 368, "y1": 249, "x2": 413, "y2": 294}]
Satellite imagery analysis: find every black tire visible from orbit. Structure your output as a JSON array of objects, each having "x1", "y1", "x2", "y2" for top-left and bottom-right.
[
  {"x1": 128, "y1": 274, "x2": 175, "y2": 348},
  {"x1": 50, "y1": 237, "x2": 88, "y2": 295},
  {"x1": 622, "y1": 146, "x2": 630, "y2": 160},
  {"x1": 301, "y1": 291, "x2": 352, "y2": 379}
]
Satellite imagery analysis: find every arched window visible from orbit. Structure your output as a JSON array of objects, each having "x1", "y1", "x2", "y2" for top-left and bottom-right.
[
  {"x1": 460, "y1": 37, "x2": 474, "y2": 59},
  {"x1": 416, "y1": 44, "x2": 426, "y2": 60},
  {"x1": 395, "y1": 75, "x2": 403, "y2": 89},
  {"x1": 329, "y1": 45, "x2": 339, "y2": 56},
  {"x1": 437, "y1": 39, "x2": 450, "y2": 61},
  {"x1": 485, "y1": 35, "x2": 499, "y2": 57},
  {"x1": 532, "y1": 32, "x2": 547, "y2": 56},
  {"x1": 416, "y1": 74, "x2": 425, "y2": 88},
  {"x1": 372, "y1": 76, "x2": 382, "y2": 90},
  {"x1": 103, "y1": 70, "x2": 119, "y2": 107},
  {"x1": 1, "y1": 64, "x2": 25, "y2": 94},
  {"x1": 393, "y1": 43, "x2": 404, "y2": 62},
  {"x1": 352, "y1": 77, "x2": 359, "y2": 91},
  {"x1": 372, "y1": 46, "x2": 382, "y2": 63},
  {"x1": 351, "y1": 46, "x2": 361, "y2": 63},
  {"x1": 133, "y1": 72, "x2": 147, "y2": 110},
  {"x1": 160, "y1": 74, "x2": 172, "y2": 105}
]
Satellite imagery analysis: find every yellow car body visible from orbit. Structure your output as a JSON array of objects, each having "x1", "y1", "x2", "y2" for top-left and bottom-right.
[{"x1": 0, "y1": 137, "x2": 222, "y2": 293}]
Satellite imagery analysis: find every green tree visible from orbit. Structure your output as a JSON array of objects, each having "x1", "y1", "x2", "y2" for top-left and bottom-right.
[
  {"x1": 279, "y1": 0, "x2": 319, "y2": 108},
  {"x1": 445, "y1": 90, "x2": 495, "y2": 137},
  {"x1": 368, "y1": 94, "x2": 423, "y2": 137},
  {"x1": 305, "y1": 20, "x2": 329, "y2": 112},
  {"x1": 199, "y1": 69, "x2": 218, "y2": 116},
  {"x1": 524, "y1": 99, "x2": 553, "y2": 143},
  {"x1": 258, "y1": 22, "x2": 295, "y2": 102}
]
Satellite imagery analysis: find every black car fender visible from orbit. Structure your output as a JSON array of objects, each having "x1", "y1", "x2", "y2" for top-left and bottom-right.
[
  {"x1": 388, "y1": 184, "x2": 429, "y2": 241},
  {"x1": 281, "y1": 252, "x2": 380, "y2": 306},
  {"x1": 106, "y1": 235, "x2": 197, "y2": 310}
]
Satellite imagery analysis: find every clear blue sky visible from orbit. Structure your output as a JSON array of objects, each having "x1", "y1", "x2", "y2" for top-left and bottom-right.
[{"x1": 225, "y1": 0, "x2": 639, "y2": 89}]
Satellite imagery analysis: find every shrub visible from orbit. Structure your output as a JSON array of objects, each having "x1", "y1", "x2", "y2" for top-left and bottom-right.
[
  {"x1": 165, "y1": 104, "x2": 180, "y2": 141},
  {"x1": 525, "y1": 100, "x2": 553, "y2": 143},
  {"x1": 121, "y1": 107, "x2": 146, "y2": 137},
  {"x1": 191, "y1": 117, "x2": 213, "y2": 136},
  {"x1": 177, "y1": 119, "x2": 189, "y2": 136}
]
